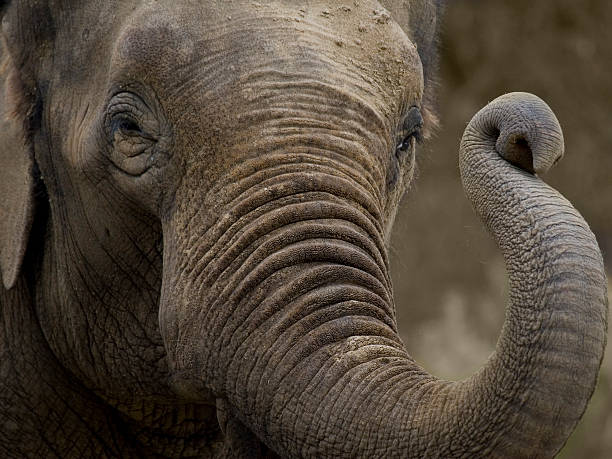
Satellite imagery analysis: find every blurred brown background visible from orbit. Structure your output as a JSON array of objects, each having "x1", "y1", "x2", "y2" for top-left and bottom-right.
[{"x1": 389, "y1": 0, "x2": 611, "y2": 457}]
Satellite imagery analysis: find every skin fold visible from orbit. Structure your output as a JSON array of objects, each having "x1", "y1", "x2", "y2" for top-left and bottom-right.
[{"x1": 0, "y1": 1, "x2": 607, "y2": 457}]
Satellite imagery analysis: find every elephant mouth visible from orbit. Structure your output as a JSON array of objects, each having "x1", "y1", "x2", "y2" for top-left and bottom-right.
[{"x1": 121, "y1": 402, "x2": 220, "y2": 453}]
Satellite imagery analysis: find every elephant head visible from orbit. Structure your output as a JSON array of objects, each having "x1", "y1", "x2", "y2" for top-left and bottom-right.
[{"x1": 0, "y1": 0, "x2": 607, "y2": 457}]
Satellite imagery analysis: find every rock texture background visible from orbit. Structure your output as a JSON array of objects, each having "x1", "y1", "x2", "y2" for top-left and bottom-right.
[{"x1": 390, "y1": 0, "x2": 611, "y2": 456}]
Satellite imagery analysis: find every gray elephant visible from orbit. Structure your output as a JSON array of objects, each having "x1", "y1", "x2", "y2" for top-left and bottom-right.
[{"x1": 0, "y1": 0, "x2": 607, "y2": 457}]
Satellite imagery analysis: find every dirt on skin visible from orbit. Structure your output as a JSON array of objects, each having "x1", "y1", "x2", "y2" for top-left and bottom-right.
[{"x1": 390, "y1": 0, "x2": 612, "y2": 456}]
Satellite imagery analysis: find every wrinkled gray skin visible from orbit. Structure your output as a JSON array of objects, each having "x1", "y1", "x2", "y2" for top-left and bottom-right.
[{"x1": 0, "y1": 1, "x2": 607, "y2": 458}]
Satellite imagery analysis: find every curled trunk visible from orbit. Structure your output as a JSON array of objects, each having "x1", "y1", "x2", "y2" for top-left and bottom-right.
[{"x1": 164, "y1": 93, "x2": 607, "y2": 457}]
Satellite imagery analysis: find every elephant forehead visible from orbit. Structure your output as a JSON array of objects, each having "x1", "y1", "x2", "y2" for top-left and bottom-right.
[{"x1": 110, "y1": 1, "x2": 423, "y2": 102}]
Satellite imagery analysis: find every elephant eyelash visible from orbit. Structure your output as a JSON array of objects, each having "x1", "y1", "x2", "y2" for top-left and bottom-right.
[
  {"x1": 396, "y1": 106, "x2": 424, "y2": 151},
  {"x1": 396, "y1": 128, "x2": 424, "y2": 151}
]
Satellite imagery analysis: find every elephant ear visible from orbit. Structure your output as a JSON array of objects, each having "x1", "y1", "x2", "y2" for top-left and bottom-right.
[
  {"x1": 380, "y1": 0, "x2": 444, "y2": 134},
  {"x1": 407, "y1": 0, "x2": 444, "y2": 133},
  {"x1": 0, "y1": 36, "x2": 35, "y2": 290}
]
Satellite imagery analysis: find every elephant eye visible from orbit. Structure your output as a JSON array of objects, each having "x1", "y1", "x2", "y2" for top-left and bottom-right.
[
  {"x1": 109, "y1": 113, "x2": 155, "y2": 158},
  {"x1": 104, "y1": 91, "x2": 161, "y2": 175},
  {"x1": 105, "y1": 91, "x2": 159, "y2": 141},
  {"x1": 112, "y1": 117, "x2": 143, "y2": 136},
  {"x1": 396, "y1": 106, "x2": 424, "y2": 152}
]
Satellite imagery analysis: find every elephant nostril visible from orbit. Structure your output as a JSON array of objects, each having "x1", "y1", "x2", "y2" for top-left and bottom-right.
[
  {"x1": 474, "y1": 92, "x2": 564, "y2": 176},
  {"x1": 502, "y1": 135, "x2": 534, "y2": 174}
]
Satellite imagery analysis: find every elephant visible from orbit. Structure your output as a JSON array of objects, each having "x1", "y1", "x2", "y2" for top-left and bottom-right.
[{"x1": 0, "y1": 0, "x2": 607, "y2": 457}]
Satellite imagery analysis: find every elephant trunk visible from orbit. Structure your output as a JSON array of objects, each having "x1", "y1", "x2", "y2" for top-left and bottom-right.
[
  {"x1": 162, "y1": 93, "x2": 607, "y2": 457},
  {"x1": 454, "y1": 92, "x2": 608, "y2": 456}
]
